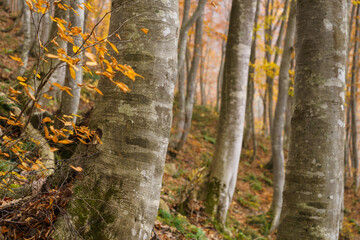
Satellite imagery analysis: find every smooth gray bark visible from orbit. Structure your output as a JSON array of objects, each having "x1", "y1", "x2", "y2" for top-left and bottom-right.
[
  {"x1": 351, "y1": 4, "x2": 360, "y2": 191},
  {"x1": 56, "y1": 0, "x2": 85, "y2": 127},
  {"x1": 176, "y1": 8, "x2": 205, "y2": 153},
  {"x1": 277, "y1": 1, "x2": 347, "y2": 239},
  {"x1": 18, "y1": 0, "x2": 31, "y2": 76},
  {"x1": 170, "y1": 0, "x2": 207, "y2": 156},
  {"x1": 53, "y1": 0, "x2": 178, "y2": 239},
  {"x1": 270, "y1": 0, "x2": 296, "y2": 231},
  {"x1": 216, "y1": 36, "x2": 227, "y2": 113},
  {"x1": 205, "y1": 0, "x2": 257, "y2": 225},
  {"x1": 243, "y1": 0, "x2": 260, "y2": 158}
]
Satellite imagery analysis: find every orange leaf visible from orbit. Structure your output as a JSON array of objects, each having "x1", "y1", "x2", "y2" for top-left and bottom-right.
[
  {"x1": 46, "y1": 53, "x2": 59, "y2": 59},
  {"x1": 114, "y1": 82, "x2": 131, "y2": 93},
  {"x1": 69, "y1": 67, "x2": 76, "y2": 79},
  {"x1": 10, "y1": 56, "x2": 24, "y2": 65},
  {"x1": 70, "y1": 165, "x2": 83, "y2": 172},
  {"x1": 107, "y1": 41, "x2": 119, "y2": 54},
  {"x1": 94, "y1": 88, "x2": 103, "y2": 95},
  {"x1": 58, "y1": 140, "x2": 73, "y2": 144},
  {"x1": 141, "y1": 28, "x2": 149, "y2": 34}
]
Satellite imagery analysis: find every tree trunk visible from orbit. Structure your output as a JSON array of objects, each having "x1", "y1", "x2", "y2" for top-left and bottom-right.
[
  {"x1": 205, "y1": 0, "x2": 257, "y2": 225},
  {"x1": 351, "y1": 4, "x2": 360, "y2": 191},
  {"x1": 267, "y1": 0, "x2": 289, "y2": 136},
  {"x1": 38, "y1": 3, "x2": 68, "y2": 105},
  {"x1": 56, "y1": 0, "x2": 85, "y2": 128},
  {"x1": 18, "y1": 0, "x2": 31, "y2": 76},
  {"x1": 344, "y1": 0, "x2": 356, "y2": 186},
  {"x1": 216, "y1": 37, "x2": 226, "y2": 113},
  {"x1": 53, "y1": 0, "x2": 178, "y2": 239},
  {"x1": 277, "y1": 1, "x2": 347, "y2": 239},
  {"x1": 170, "y1": 0, "x2": 207, "y2": 155},
  {"x1": 243, "y1": 0, "x2": 260, "y2": 155},
  {"x1": 200, "y1": 39, "x2": 209, "y2": 106},
  {"x1": 270, "y1": 0, "x2": 296, "y2": 231},
  {"x1": 176, "y1": 7, "x2": 205, "y2": 153}
]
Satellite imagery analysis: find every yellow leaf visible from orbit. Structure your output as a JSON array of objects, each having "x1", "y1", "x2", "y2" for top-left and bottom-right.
[
  {"x1": 17, "y1": 76, "x2": 27, "y2": 82},
  {"x1": 114, "y1": 82, "x2": 131, "y2": 93},
  {"x1": 141, "y1": 28, "x2": 149, "y2": 34},
  {"x1": 86, "y1": 61, "x2": 98, "y2": 66},
  {"x1": 46, "y1": 53, "x2": 59, "y2": 59},
  {"x1": 94, "y1": 88, "x2": 103, "y2": 95},
  {"x1": 10, "y1": 56, "x2": 24, "y2": 65},
  {"x1": 43, "y1": 94, "x2": 53, "y2": 99},
  {"x1": 73, "y1": 45, "x2": 80, "y2": 53},
  {"x1": 57, "y1": 22, "x2": 66, "y2": 31},
  {"x1": 107, "y1": 41, "x2": 119, "y2": 53},
  {"x1": 69, "y1": 67, "x2": 76, "y2": 79},
  {"x1": 70, "y1": 165, "x2": 83, "y2": 172},
  {"x1": 58, "y1": 140, "x2": 73, "y2": 144},
  {"x1": 116, "y1": 34, "x2": 121, "y2": 40},
  {"x1": 84, "y1": 52, "x2": 97, "y2": 62}
]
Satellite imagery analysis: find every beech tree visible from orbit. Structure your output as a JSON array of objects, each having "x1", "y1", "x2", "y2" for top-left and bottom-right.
[
  {"x1": 53, "y1": 0, "x2": 179, "y2": 239},
  {"x1": 56, "y1": 0, "x2": 85, "y2": 127},
  {"x1": 270, "y1": 0, "x2": 296, "y2": 231},
  {"x1": 205, "y1": 0, "x2": 257, "y2": 224},
  {"x1": 277, "y1": 1, "x2": 347, "y2": 239}
]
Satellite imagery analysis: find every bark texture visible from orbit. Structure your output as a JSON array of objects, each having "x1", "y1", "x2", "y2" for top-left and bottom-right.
[
  {"x1": 54, "y1": 0, "x2": 178, "y2": 239},
  {"x1": 205, "y1": 0, "x2": 257, "y2": 225},
  {"x1": 270, "y1": 0, "x2": 296, "y2": 231},
  {"x1": 277, "y1": 1, "x2": 347, "y2": 239}
]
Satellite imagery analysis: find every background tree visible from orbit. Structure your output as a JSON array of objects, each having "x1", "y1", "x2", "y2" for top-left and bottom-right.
[
  {"x1": 277, "y1": 0, "x2": 347, "y2": 238},
  {"x1": 270, "y1": 0, "x2": 296, "y2": 231},
  {"x1": 205, "y1": 0, "x2": 257, "y2": 224}
]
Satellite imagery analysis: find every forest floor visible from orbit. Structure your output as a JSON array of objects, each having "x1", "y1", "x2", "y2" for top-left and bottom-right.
[
  {"x1": 1, "y1": 3, "x2": 360, "y2": 240},
  {"x1": 156, "y1": 105, "x2": 360, "y2": 240}
]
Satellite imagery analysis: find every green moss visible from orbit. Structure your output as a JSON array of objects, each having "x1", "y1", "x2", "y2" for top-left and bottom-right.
[
  {"x1": 68, "y1": 176, "x2": 121, "y2": 239},
  {"x1": 204, "y1": 178, "x2": 222, "y2": 219},
  {"x1": 158, "y1": 209, "x2": 208, "y2": 240}
]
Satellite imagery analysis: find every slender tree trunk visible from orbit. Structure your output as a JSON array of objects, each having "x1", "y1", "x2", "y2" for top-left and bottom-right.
[
  {"x1": 344, "y1": 0, "x2": 356, "y2": 186},
  {"x1": 18, "y1": 0, "x2": 31, "y2": 76},
  {"x1": 270, "y1": 0, "x2": 296, "y2": 231},
  {"x1": 243, "y1": 0, "x2": 260, "y2": 155},
  {"x1": 267, "y1": 0, "x2": 289, "y2": 136},
  {"x1": 56, "y1": 0, "x2": 85, "y2": 128},
  {"x1": 170, "y1": 0, "x2": 207, "y2": 156},
  {"x1": 351, "y1": 4, "x2": 360, "y2": 191},
  {"x1": 175, "y1": 5, "x2": 206, "y2": 154},
  {"x1": 200, "y1": 38, "x2": 210, "y2": 106},
  {"x1": 216, "y1": 37, "x2": 226, "y2": 113},
  {"x1": 53, "y1": 0, "x2": 178, "y2": 239},
  {"x1": 205, "y1": 0, "x2": 257, "y2": 225},
  {"x1": 277, "y1": 1, "x2": 347, "y2": 239},
  {"x1": 38, "y1": 3, "x2": 68, "y2": 105}
]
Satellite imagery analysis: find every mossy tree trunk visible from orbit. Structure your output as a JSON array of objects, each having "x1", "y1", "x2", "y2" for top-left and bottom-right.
[
  {"x1": 205, "y1": 0, "x2": 257, "y2": 225},
  {"x1": 277, "y1": 1, "x2": 347, "y2": 239},
  {"x1": 53, "y1": 0, "x2": 178, "y2": 239}
]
